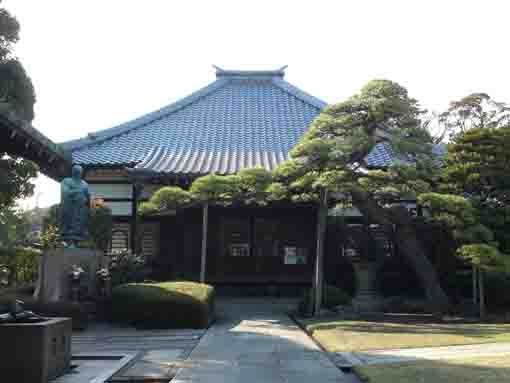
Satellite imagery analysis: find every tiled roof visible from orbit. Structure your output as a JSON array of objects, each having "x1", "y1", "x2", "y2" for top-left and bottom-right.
[
  {"x1": 131, "y1": 146, "x2": 290, "y2": 176},
  {"x1": 63, "y1": 67, "x2": 443, "y2": 176},
  {"x1": 64, "y1": 67, "x2": 327, "y2": 175},
  {"x1": 365, "y1": 142, "x2": 447, "y2": 168}
]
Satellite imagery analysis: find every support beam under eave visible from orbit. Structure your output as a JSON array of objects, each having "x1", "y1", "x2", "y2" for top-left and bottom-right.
[{"x1": 200, "y1": 203, "x2": 209, "y2": 284}]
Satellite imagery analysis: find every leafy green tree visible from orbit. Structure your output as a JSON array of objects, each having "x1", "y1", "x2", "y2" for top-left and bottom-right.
[
  {"x1": 139, "y1": 186, "x2": 194, "y2": 216},
  {"x1": 0, "y1": 205, "x2": 30, "y2": 248},
  {"x1": 445, "y1": 127, "x2": 510, "y2": 207},
  {"x1": 190, "y1": 173, "x2": 239, "y2": 205},
  {"x1": 0, "y1": 157, "x2": 38, "y2": 209},
  {"x1": 438, "y1": 93, "x2": 510, "y2": 139},
  {"x1": 0, "y1": 2, "x2": 38, "y2": 210},
  {"x1": 139, "y1": 167, "x2": 274, "y2": 216},
  {"x1": 423, "y1": 93, "x2": 510, "y2": 316},
  {"x1": 0, "y1": 2, "x2": 36, "y2": 120},
  {"x1": 269, "y1": 79, "x2": 450, "y2": 309},
  {"x1": 0, "y1": 205, "x2": 32, "y2": 286}
]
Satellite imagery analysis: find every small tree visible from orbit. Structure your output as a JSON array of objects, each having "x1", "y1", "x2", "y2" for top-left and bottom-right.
[
  {"x1": 40, "y1": 204, "x2": 60, "y2": 250},
  {"x1": 457, "y1": 244, "x2": 507, "y2": 318}
]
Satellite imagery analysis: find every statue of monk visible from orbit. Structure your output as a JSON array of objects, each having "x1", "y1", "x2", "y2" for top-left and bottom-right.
[{"x1": 60, "y1": 165, "x2": 90, "y2": 245}]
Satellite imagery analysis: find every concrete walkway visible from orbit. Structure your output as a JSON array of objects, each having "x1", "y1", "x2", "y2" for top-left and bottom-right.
[
  {"x1": 336, "y1": 342, "x2": 510, "y2": 366},
  {"x1": 58, "y1": 323, "x2": 206, "y2": 382},
  {"x1": 173, "y1": 299, "x2": 357, "y2": 383}
]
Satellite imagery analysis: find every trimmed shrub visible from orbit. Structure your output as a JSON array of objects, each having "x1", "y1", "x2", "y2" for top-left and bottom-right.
[
  {"x1": 299, "y1": 284, "x2": 351, "y2": 315},
  {"x1": 111, "y1": 281, "x2": 215, "y2": 329}
]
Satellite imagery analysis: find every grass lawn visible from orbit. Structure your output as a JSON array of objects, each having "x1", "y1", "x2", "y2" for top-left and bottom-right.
[
  {"x1": 355, "y1": 356, "x2": 510, "y2": 383},
  {"x1": 300, "y1": 318, "x2": 510, "y2": 352}
]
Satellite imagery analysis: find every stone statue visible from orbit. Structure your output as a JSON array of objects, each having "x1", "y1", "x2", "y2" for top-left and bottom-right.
[{"x1": 60, "y1": 165, "x2": 90, "y2": 245}]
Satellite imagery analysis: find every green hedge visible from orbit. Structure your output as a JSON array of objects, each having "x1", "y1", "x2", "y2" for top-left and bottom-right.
[
  {"x1": 111, "y1": 281, "x2": 215, "y2": 329},
  {"x1": 299, "y1": 284, "x2": 351, "y2": 315}
]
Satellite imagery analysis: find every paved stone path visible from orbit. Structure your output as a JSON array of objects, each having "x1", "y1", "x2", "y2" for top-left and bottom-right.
[
  {"x1": 334, "y1": 342, "x2": 510, "y2": 367},
  {"x1": 173, "y1": 299, "x2": 358, "y2": 383},
  {"x1": 60, "y1": 323, "x2": 206, "y2": 382},
  {"x1": 72, "y1": 323, "x2": 204, "y2": 353}
]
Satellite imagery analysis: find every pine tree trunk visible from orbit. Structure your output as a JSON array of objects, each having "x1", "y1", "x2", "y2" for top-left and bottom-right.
[
  {"x1": 313, "y1": 189, "x2": 328, "y2": 316},
  {"x1": 472, "y1": 265, "x2": 478, "y2": 305},
  {"x1": 351, "y1": 189, "x2": 450, "y2": 311}
]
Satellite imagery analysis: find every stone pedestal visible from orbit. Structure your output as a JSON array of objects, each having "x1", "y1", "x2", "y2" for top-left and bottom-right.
[
  {"x1": 0, "y1": 318, "x2": 72, "y2": 383},
  {"x1": 34, "y1": 248, "x2": 107, "y2": 302}
]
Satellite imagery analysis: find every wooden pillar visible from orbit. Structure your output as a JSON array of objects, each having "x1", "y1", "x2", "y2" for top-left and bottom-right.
[
  {"x1": 131, "y1": 183, "x2": 143, "y2": 254},
  {"x1": 314, "y1": 189, "x2": 328, "y2": 316},
  {"x1": 200, "y1": 203, "x2": 209, "y2": 284}
]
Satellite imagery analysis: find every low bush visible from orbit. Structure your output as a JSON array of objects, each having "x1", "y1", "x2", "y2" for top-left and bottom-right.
[
  {"x1": 110, "y1": 281, "x2": 215, "y2": 329},
  {"x1": 0, "y1": 247, "x2": 40, "y2": 286},
  {"x1": 382, "y1": 296, "x2": 432, "y2": 314},
  {"x1": 299, "y1": 284, "x2": 351, "y2": 315},
  {"x1": 108, "y1": 250, "x2": 147, "y2": 287}
]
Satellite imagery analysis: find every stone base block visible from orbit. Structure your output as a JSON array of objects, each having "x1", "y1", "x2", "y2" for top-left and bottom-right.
[
  {"x1": 0, "y1": 318, "x2": 72, "y2": 383},
  {"x1": 34, "y1": 248, "x2": 108, "y2": 302}
]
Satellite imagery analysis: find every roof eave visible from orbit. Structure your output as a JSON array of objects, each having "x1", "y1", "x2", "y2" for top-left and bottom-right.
[{"x1": 0, "y1": 103, "x2": 72, "y2": 180}]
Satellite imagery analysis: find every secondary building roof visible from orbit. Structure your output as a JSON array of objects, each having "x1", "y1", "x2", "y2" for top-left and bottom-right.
[
  {"x1": 62, "y1": 67, "x2": 431, "y2": 177},
  {"x1": 0, "y1": 103, "x2": 72, "y2": 180}
]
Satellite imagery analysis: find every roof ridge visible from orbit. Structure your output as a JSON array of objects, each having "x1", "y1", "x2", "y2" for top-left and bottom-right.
[
  {"x1": 62, "y1": 78, "x2": 231, "y2": 152},
  {"x1": 271, "y1": 77, "x2": 327, "y2": 110},
  {"x1": 214, "y1": 65, "x2": 288, "y2": 78}
]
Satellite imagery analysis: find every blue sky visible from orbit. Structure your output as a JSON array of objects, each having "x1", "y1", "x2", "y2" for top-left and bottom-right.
[{"x1": 4, "y1": 0, "x2": 509, "y2": 208}]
